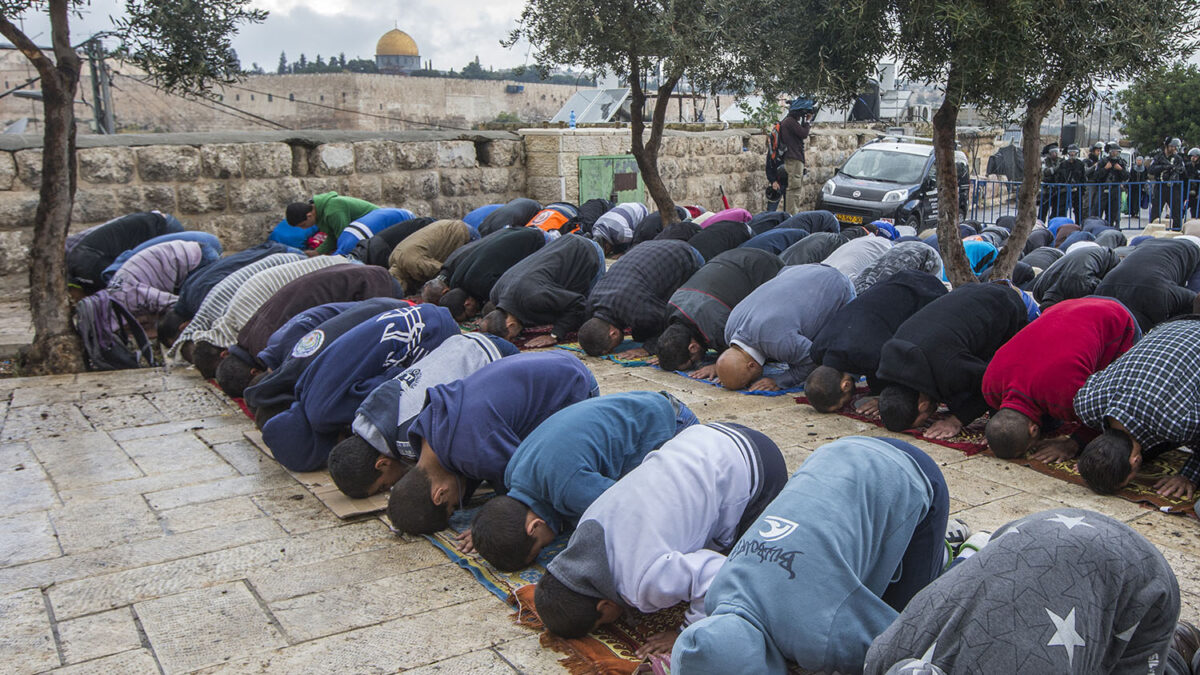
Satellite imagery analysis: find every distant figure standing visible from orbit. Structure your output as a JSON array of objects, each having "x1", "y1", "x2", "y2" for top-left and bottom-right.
[{"x1": 779, "y1": 100, "x2": 812, "y2": 214}]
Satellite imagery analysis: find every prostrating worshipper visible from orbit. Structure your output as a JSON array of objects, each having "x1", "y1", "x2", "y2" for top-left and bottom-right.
[
  {"x1": 1023, "y1": 224, "x2": 1056, "y2": 252},
  {"x1": 1094, "y1": 238, "x2": 1200, "y2": 330},
  {"x1": 876, "y1": 282, "x2": 1027, "y2": 439},
  {"x1": 100, "y1": 230, "x2": 221, "y2": 284},
  {"x1": 328, "y1": 207, "x2": 414, "y2": 256},
  {"x1": 215, "y1": 264, "x2": 405, "y2": 398},
  {"x1": 655, "y1": 219, "x2": 702, "y2": 242},
  {"x1": 477, "y1": 197, "x2": 542, "y2": 237},
  {"x1": 747, "y1": 210, "x2": 790, "y2": 235},
  {"x1": 982, "y1": 297, "x2": 1138, "y2": 462},
  {"x1": 431, "y1": 227, "x2": 544, "y2": 321},
  {"x1": 565, "y1": 198, "x2": 614, "y2": 237},
  {"x1": 739, "y1": 226, "x2": 808, "y2": 255},
  {"x1": 1075, "y1": 317, "x2": 1200, "y2": 500},
  {"x1": 105, "y1": 240, "x2": 208, "y2": 320},
  {"x1": 470, "y1": 391, "x2": 697, "y2": 571},
  {"x1": 1029, "y1": 246, "x2": 1121, "y2": 309},
  {"x1": 631, "y1": 206, "x2": 689, "y2": 246},
  {"x1": 673, "y1": 436, "x2": 949, "y2": 674},
  {"x1": 241, "y1": 298, "x2": 413, "y2": 423},
  {"x1": 526, "y1": 202, "x2": 579, "y2": 239},
  {"x1": 1020, "y1": 244, "x2": 1064, "y2": 270},
  {"x1": 851, "y1": 240, "x2": 943, "y2": 294},
  {"x1": 253, "y1": 302, "x2": 354, "y2": 372},
  {"x1": 821, "y1": 234, "x2": 893, "y2": 282},
  {"x1": 577, "y1": 239, "x2": 703, "y2": 356},
  {"x1": 865, "y1": 509, "x2": 1180, "y2": 675},
  {"x1": 67, "y1": 211, "x2": 182, "y2": 292},
  {"x1": 590, "y1": 202, "x2": 648, "y2": 254},
  {"x1": 700, "y1": 264, "x2": 853, "y2": 392},
  {"x1": 347, "y1": 217, "x2": 435, "y2": 267},
  {"x1": 387, "y1": 351, "x2": 597, "y2": 535},
  {"x1": 480, "y1": 234, "x2": 607, "y2": 348},
  {"x1": 655, "y1": 248, "x2": 783, "y2": 373},
  {"x1": 261, "y1": 303, "x2": 458, "y2": 473},
  {"x1": 284, "y1": 191, "x2": 379, "y2": 255},
  {"x1": 778, "y1": 209, "x2": 840, "y2": 234},
  {"x1": 330, "y1": 332, "x2": 519, "y2": 498},
  {"x1": 687, "y1": 219, "x2": 753, "y2": 261},
  {"x1": 780, "y1": 231, "x2": 848, "y2": 266},
  {"x1": 944, "y1": 238, "x2": 999, "y2": 280},
  {"x1": 805, "y1": 270, "x2": 947, "y2": 413},
  {"x1": 462, "y1": 203, "x2": 502, "y2": 230},
  {"x1": 387, "y1": 219, "x2": 475, "y2": 294},
  {"x1": 534, "y1": 422, "x2": 786, "y2": 647}
]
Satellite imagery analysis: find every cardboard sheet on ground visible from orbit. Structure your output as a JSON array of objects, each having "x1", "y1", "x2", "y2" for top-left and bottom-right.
[{"x1": 243, "y1": 429, "x2": 389, "y2": 518}]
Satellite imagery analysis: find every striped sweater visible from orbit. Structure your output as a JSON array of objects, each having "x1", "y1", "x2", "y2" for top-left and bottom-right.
[
  {"x1": 174, "y1": 253, "x2": 304, "y2": 354},
  {"x1": 107, "y1": 240, "x2": 203, "y2": 316}
]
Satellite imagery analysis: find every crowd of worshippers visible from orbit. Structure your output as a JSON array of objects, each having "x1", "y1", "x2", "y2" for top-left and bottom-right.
[{"x1": 62, "y1": 192, "x2": 1200, "y2": 673}]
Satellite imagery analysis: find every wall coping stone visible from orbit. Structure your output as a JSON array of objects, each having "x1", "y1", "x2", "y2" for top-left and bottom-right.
[{"x1": 0, "y1": 130, "x2": 523, "y2": 152}]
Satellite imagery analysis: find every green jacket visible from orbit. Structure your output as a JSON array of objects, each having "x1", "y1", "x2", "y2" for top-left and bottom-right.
[{"x1": 312, "y1": 191, "x2": 378, "y2": 254}]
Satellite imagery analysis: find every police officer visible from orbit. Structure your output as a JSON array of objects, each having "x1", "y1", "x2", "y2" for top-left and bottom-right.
[
  {"x1": 1128, "y1": 155, "x2": 1149, "y2": 220},
  {"x1": 1055, "y1": 144, "x2": 1087, "y2": 223},
  {"x1": 1038, "y1": 143, "x2": 1061, "y2": 222},
  {"x1": 1186, "y1": 147, "x2": 1200, "y2": 219},
  {"x1": 1150, "y1": 137, "x2": 1186, "y2": 229},
  {"x1": 1093, "y1": 141, "x2": 1128, "y2": 227}
]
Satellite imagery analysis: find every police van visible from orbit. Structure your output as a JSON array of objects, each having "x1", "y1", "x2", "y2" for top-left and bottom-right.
[{"x1": 816, "y1": 136, "x2": 970, "y2": 230}]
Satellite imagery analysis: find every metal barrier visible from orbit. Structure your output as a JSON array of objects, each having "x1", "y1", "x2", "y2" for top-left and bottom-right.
[{"x1": 968, "y1": 179, "x2": 1189, "y2": 230}]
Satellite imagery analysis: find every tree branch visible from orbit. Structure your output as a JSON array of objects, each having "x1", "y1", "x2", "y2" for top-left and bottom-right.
[{"x1": 0, "y1": 13, "x2": 55, "y2": 80}]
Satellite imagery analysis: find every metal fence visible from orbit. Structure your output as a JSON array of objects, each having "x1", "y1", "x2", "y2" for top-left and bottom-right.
[{"x1": 967, "y1": 179, "x2": 1189, "y2": 231}]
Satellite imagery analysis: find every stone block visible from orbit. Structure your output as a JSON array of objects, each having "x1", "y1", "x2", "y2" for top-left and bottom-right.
[
  {"x1": 438, "y1": 169, "x2": 475, "y2": 197},
  {"x1": 353, "y1": 140, "x2": 394, "y2": 173},
  {"x1": 410, "y1": 171, "x2": 440, "y2": 200},
  {"x1": 289, "y1": 144, "x2": 309, "y2": 178},
  {"x1": 395, "y1": 141, "x2": 436, "y2": 169},
  {"x1": 524, "y1": 151, "x2": 562, "y2": 178},
  {"x1": 176, "y1": 182, "x2": 228, "y2": 215},
  {"x1": 0, "y1": 589, "x2": 58, "y2": 675},
  {"x1": 79, "y1": 394, "x2": 167, "y2": 431},
  {"x1": 301, "y1": 176, "x2": 348, "y2": 196},
  {"x1": 51, "y1": 493, "x2": 161, "y2": 555},
  {"x1": 57, "y1": 608, "x2": 142, "y2": 665},
  {"x1": 158, "y1": 494, "x2": 263, "y2": 534},
  {"x1": 0, "y1": 511, "x2": 60, "y2": 567},
  {"x1": 525, "y1": 176, "x2": 561, "y2": 204},
  {"x1": 78, "y1": 147, "x2": 135, "y2": 184},
  {"x1": 137, "y1": 183, "x2": 179, "y2": 218},
  {"x1": 380, "y1": 173, "x2": 409, "y2": 204},
  {"x1": 51, "y1": 648, "x2": 159, "y2": 674},
  {"x1": 242, "y1": 142, "x2": 292, "y2": 179},
  {"x1": 200, "y1": 144, "x2": 243, "y2": 180},
  {"x1": 0, "y1": 152, "x2": 15, "y2": 190},
  {"x1": 345, "y1": 173, "x2": 383, "y2": 204},
  {"x1": 0, "y1": 444, "x2": 58, "y2": 517},
  {"x1": 520, "y1": 133, "x2": 561, "y2": 154},
  {"x1": 310, "y1": 142, "x2": 355, "y2": 176},
  {"x1": 506, "y1": 169, "x2": 525, "y2": 194},
  {"x1": 135, "y1": 145, "x2": 201, "y2": 182},
  {"x1": 204, "y1": 213, "x2": 280, "y2": 251},
  {"x1": 482, "y1": 139, "x2": 523, "y2": 167},
  {"x1": 0, "y1": 230, "x2": 31, "y2": 276},
  {"x1": 70, "y1": 188, "x2": 119, "y2": 224},
  {"x1": 479, "y1": 167, "x2": 510, "y2": 194},
  {"x1": 435, "y1": 140, "x2": 477, "y2": 168},
  {"x1": 228, "y1": 179, "x2": 289, "y2": 214},
  {"x1": 398, "y1": 199, "x2": 431, "y2": 217},
  {"x1": 14, "y1": 149, "x2": 41, "y2": 189}
]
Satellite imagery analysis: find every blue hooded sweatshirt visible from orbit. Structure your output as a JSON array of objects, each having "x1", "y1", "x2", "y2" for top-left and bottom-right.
[
  {"x1": 672, "y1": 436, "x2": 935, "y2": 675},
  {"x1": 256, "y1": 302, "x2": 355, "y2": 371},
  {"x1": 407, "y1": 351, "x2": 596, "y2": 502},
  {"x1": 463, "y1": 203, "x2": 503, "y2": 229},
  {"x1": 263, "y1": 303, "x2": 458, "y2": 471},
  {"x1": 269, "y1": 219, "x2": 319, "y2": 249},
  {"x1": 333, "y1": 208, "x2": 414, "y2": 256},
  {"x1": 504, "y1": 391, "x2": 677, "y2": 535}
]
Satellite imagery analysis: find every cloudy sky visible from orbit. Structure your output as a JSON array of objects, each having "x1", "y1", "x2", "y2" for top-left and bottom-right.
[{"x1": 9, "y1": 0, "x2": 535, "y2": 72}]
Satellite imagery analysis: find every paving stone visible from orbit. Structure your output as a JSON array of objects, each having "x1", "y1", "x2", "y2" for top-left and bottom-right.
[
  {"x1": 2, "y1": 401, "x2": 93, "y2": 441},
  {"x1": 147, "y1": 387, "x2": 239, "y2": 420},
  {"x1": 107, "y1": 415, "x2": 247, "y2": 442},
  {"x1": 43, "y1": 648, "x2": 160, "y2": 675},
  {"x1": 404, "y1": 648, "x2": 518, "y2": 674},
  {"x1": 50, "y1": 494, "x2": 161, "y2": 555},
  {"x1": 135, "y1": 582, "x2": 286, "y2": 674},
  {"x1": 210, "y1": 439, "x2": 276, "y2": 475},
  {"x1": 247, "y1": 543, "x2": 447, "y2": 603},
  {"x1": 197, "y1": 425, "x2": 257, "y2": 446},
  {"x1": 0, "y1": 510, "x2": 60, "y2": 566},
  {"x1": 0, "y1": 372, "x2": 77, "y2": 395},
  {"x1": 158, "y1": 495, "x2": 265, "y2": 534},
  {"x1": 950, "y1": 493, "x2": 1064, "y2": 533},
  {"x1": 0, "y1": 442, "x2": 60, "y2": 515},
  {"x1": 145, "y1": 472, "x2": 298, "y2": 511},
  {"x1": 121, "y1": 432, "x2": 230, "y2": 477},
  {"x1": 1181, "y1": 591, "x2": 1200, "y2": 626},
  {"x1": 9, "y1": 383, "x2": 83, "y2": 407},
  {"x1": 31, "y1": 431, "x2": 144, "y2": 490},
  {"x1": 250, "y1": 489, "x2": 342, "y2": 535},
  {"x1": 937, "y1": 466, "x2": 1022, "y2": 507},
  {"x1": 79, "y1": 395, "x2": 167, "y2": 430},
  {"x1": 1128, "y1": 513, "x2": 1200, "y2": 555},
  {"x1": 0, "y1": 588, "x2": 59, "y2": 674},
  {"x1": 57, "y1": 463, "x2": 238, "y2": 505},
  {"x1": 494, "y1": 634, "x2": 572, "y2": 675},
  {"x1": 268, "y1": 562, "x2": 487, "y2": 642},
  {"x1": 78, "y1": 377, "x2": 170, "y2": 401},
  {"x1": 57, "y1": 607, "x2": 142, "y2": 664}
]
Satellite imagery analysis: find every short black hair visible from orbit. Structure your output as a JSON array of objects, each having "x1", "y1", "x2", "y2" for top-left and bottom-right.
[
  {"x1": 329, "y1": 435, "x2": 384, "y2": 498},
  {"x1": 804, "y1": 365, "x2": 848, "y2": 413},
  {"x1": 192, "y1": 341, "x2": 225, "y2": 380},
  {"x1": 879, "y1": 385, "x2": 920, "y2": 432},
  {"x1": 1078, "y1": 428, "x2": 1135, "y2": 494},
  {"x1": 387, "y1": 466, "x2": 449, "y2": 534},
  {"x1": 156, "y1": 311, "x2": 187, "y2": 348},
  {"x1": 439, "y1": 288, "x2": 472, "y2": 322},
  {"x1": 655, "y1": 323, "x2": 696, "y2": 372},
  {"x1": 985, "y1": 407, "x2": 1034, "y2": 459},
  {"x1": 472, "y1": 495, "x2": 537, "y2": 572},
  {"x1": 254, "y1": 401, "x2": 289, "y2": 430},
  {"x1": 534, "y1": 571, "x2": 601, "y2": 639},
  {"x1": 578, "y1": 317, "x2": 614, "y2": 356},
  {"x1": 480, "y1": 309, "x2": 510, "y2": 338},
  {"x1": 285, "y1": 201, "x2": 313, "y2": 226},
  {"x1": 421, "y1": 278, "x2": 449, "y2": 303},
  {"x1": 215, "y1": 354, "x2": 255, "y2": 398}
]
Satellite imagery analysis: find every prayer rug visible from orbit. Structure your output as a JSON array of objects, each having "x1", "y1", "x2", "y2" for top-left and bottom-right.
[
  {"x1": 557, "y1": 341, "x2": 655, "y2": 367},
  {"x1": 557, "y1": 344, "x2": 803, "y2": 397},
  {"x1": 794, "y1": 391, "x2": 992, "y2": 456},
  {"x1": 458, "y1": 318, "x2": 570, "y2": 350}
]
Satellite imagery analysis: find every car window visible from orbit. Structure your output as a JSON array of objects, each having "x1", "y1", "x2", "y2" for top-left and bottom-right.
[{"x1": 842, "y1": 148, "x2": 929, "y2": 184}]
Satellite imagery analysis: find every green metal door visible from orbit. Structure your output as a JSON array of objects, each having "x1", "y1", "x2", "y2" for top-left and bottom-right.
[{"x1": 578, "y1": 154, "x2": 645, "y2": 204}]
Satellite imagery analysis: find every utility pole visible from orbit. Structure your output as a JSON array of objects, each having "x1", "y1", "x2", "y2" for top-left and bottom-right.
[{"x1": 85, "y1": 39, "x2": 115, "y2": 134}]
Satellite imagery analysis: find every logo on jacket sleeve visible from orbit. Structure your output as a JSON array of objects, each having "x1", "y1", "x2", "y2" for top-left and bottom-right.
[
  {"x1": 291, "y1": 329, "x2": 325, "y2": 358},
  {"x1": 759, "y1": 516, "x2": 799, "y2": 541}
]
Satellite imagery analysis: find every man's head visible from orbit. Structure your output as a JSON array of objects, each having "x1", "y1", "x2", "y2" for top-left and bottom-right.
[
  {"x1": 480, "y1": 309, "x2": 521, "y2": 341},
  {"x1": 214, "y1": 354, "x2": 259, "y2": 399},
  {"x1": 439, "y1": 288, "x2": 480, "y2": 322},
  {"x1": 984, "y1": 407, "x2": 1039, "y2": 459},
  {"x1": 328, "y1": 435, "x2": 410, "y2": 498},
  {"x1": 471, "y1": 495, "x2": 556, "y2": 572},
  {"x1": 386, "y1": 464, "x2": 459, "y2": 535},
  {"x1": 156, "y1": 311, "x2": 189, "y2": 348},
  {"x1": 578, "y1": 317, "x2": 622, "y2": 356},
  {"x1": 803, "y1": 366, "x2": 856, "y2": 413},
  {"x1": 655, "y1": 323, "x2": 704, "y2": 372},
  {"x1": 1078, "y1": 427, "x2": 1139, "y2": 494},
  {"x1": 1067, "y1": 144, "x2": 1080, "y2": 158},
  {"x1": 534, "y1": 572, "x2": 621, "y2": 639},
  {"x1": 715, "y1": 346, "x2": 762, "y2": 391},
  {"x1": 878, "y1": 385, "x2": 935, "y2": 431},
  {"x1": 285, "y1": 201, "x2": 315, "y2": 227},
  {"x1": 421, "y1": 278, "x2": 449, "y2": 304},
  {"x1": 191, "y1": 341, "x2": 225, "y2": 380}
]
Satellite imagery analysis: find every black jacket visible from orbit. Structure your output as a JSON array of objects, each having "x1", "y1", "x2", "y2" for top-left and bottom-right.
[
  {"x1": 351, "y1": 217, "x2": 434, "y2": 267},
  {"x1": 1031, "y1": 247, "x2": 1121, "y2": 308},
  {"x1": 1095, "y1": 239, "x2": 1200, "y2": 330},
  {"x1": 633, "y1": 207, "x2": 690, "y2": 247},
  {"x1": 779, "y1": 116, "x2": 810, "y2": 162},
  {"x1": 812, "y1": 270, "x2": 948, "y2": 392},
  {"x1": 666, "y1": 248, "x2": 783, "y2": 351},
  {"x1": 655, "y1": 220, "x2": 702, "y2": 243},
  {"x1": 779, "y1": 210, "x2": 840, "y2": 234},
  {"x1": 67, "y1": 212, "x2": 172, "y2": 290},
  {"x1": 587, "y1": 239, "x2": 701, "y2": 341},
  {"x1": 478, "y1": 198, "x2": 542, "y2": 237},
  {"x1": 1092, "y1": 157, "x2": 1129, "y2": 183},
  {"x1": 1023, "y1": 228, "x2": 1055, "y2": 254},
  {"x1": 567, "y1": 199, "x2": 615, "y2": 235},
  {"x1": 1020, "y1": 246, "x2": 1063, "y2": 271},
  {"x1": 876, "y1": 283, "x2": 1028, "y2": 424},
  {"x1": 490, "y1": 234, "x2": 603, "y2": 337},
  {"x1": 781, "y1": 232, "x2": 848, "y2": 266},
  {"x1": 748, "y1": 211, "x2": 790, "y2": 235},
  {"x1": 1054, "y1": 158, "x2": 1086, "y2": 184},
  {"x1": 448, "y1": 227, "x2": 545, "y2": 301},
  {"x1": 687, "y1": 221, "x2": 753, "y2": 262},
  {"x1": 1149, "y1": 151, "x2": 1187, "y2": 182}
]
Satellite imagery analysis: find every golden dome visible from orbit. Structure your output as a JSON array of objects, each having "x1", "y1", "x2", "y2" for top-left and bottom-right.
[{"x1": 376, "y1": 29, "x2": 419, "y2": 57}]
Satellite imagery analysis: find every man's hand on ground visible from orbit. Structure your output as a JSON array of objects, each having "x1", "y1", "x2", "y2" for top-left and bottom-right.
[
  {"x1": 690, "y1": 364, "x2": 718, "y2": 381},
  {"x1": 635, "y1": 629, "x2": 680, "y2": 658},
  {"x1": 924, "y1": 416, "x2": 963, "y2": 440},
  {"x1": 522, "y1": 335, "x2": 557, "y2": 349},
  {"x1": 1029, "y1": 437, "x2": 1079, "y2": 464},
  {"x1": 748, "y1": 377, "x2": 781, "y2": 392},
  {"x1": 619, "y1": 347, "x2": 650, "y2": 359},
  {"x1": 455, "y1": 529, "x2": 475, "y2": 554},
  {"x1": 855, "y1": 397, "x2": 879, "y2": 417},
  {"x1": 1154, "y1": 475, "x2": 1196, "y2": 501}
]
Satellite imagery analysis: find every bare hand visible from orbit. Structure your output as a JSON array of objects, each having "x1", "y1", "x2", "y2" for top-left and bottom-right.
[
  {"x1": 635, "y1": 629, "x2": 680, "y2": 658},
  {"x1": 1155, "y1": 475, "x2": 1196, "y2": 500},
  {"x1": 748, "y1": 377, "x2": 781, "y2": 392},
  {"x1": 456, "y1": 529, "x2": 475, "y2": 554},
  {"x1": 771, "y1": 181, "x2": 780, "y2": 190},
  {"x1": 1029, "y1": 437, "x2": 1079, "y2": 464},
  {"x1": 924, "y1": 416, "x2": 963, "y2": 440},
  {"x1": 304, "y1": 249, "x2": 320, "y2": 257},
  {"x1": 855, "y1": 397, "x2": 880, "y2": 417},
  {"x1": 522, "y1": 334, "x2": 558, "y2": 349},
  {"x1": 691, "y1": 364, "x2": 719, "y2": 380},
  {"x1": 619, "y1": 347, "x2": 650, "y2": 359}
]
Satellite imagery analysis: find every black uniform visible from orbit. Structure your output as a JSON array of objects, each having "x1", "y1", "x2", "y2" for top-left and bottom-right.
[
  {"x1": 489, "y1": 234, "x2": 604, "y2": 338},
  {"x1": 1149, "y1": 150, "x2": 1186, "y2": 229},
  {"x1": 1038, "y1": 155, "x2": 1061, "y2": 221},
  {"x1": 1185, "y1": 157, "x2": 1200, "y2": 219},
  {"x1": 1092, "y1": 156, "x2": 1129, "y2": 227},
  {"x1": 1054, "y1": 157, "x2": 1087, "y2": 223},
  {"x1": 1128, "y1": 162, "x2": 1149, "y2": 218},
  {"x1": 1094, "y1": 238, "x2": 1200, "y2": 330}
]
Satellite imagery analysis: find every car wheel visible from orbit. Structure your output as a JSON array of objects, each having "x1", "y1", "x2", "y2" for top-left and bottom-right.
[{"x1": 905, "y1": 213, "x2": 922, "y2": 232}]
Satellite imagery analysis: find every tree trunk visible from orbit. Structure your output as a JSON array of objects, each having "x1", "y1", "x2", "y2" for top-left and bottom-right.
[
  {"x1": 990, "y1": 85, "x2": 1063, "y2": 281},
  {"x1": 932, "y1": 64, "x2": 974, "y2": 287},
  {"x1": 628, "y1": 54, "x2": 681, "y2": 224}
]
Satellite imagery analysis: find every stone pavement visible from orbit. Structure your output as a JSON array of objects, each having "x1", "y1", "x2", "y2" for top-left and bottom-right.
[{"x1": 0, "y1": 358, "x2": 1196, "y2": 674}]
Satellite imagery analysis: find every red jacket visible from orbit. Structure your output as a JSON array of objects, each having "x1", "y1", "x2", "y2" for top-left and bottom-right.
[{"x1": 982, "y1": 297, "x2": 1137, "y2": 425}]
